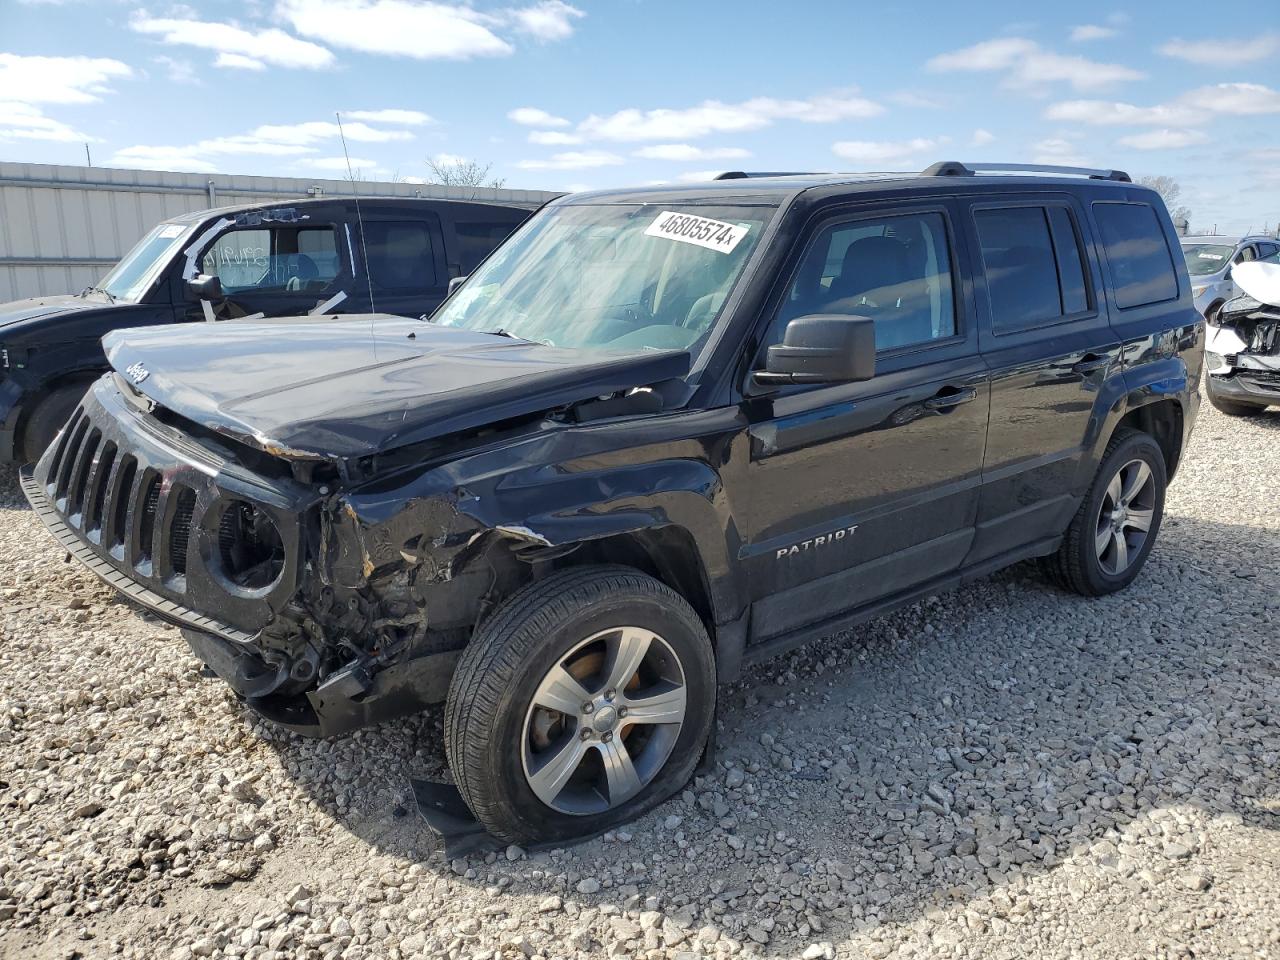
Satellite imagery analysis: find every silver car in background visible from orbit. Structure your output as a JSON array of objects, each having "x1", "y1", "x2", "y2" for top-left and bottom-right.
[{"x1": 1181, "y1": 234, "x2": 1280, "y2": 321}]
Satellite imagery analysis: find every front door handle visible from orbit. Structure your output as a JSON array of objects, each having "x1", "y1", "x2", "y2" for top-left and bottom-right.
[
  {"x1": 923, "y1": 386, "x2": 978, "y2": 411},
  {"x1": 1072, "y1": 353, "x2": 1111, "y2": 375}
]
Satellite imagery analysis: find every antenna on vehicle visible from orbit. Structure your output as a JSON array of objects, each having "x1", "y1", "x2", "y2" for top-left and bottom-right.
[{"x1": 336, "y1": 111, "x2": 379, "y2": 357}]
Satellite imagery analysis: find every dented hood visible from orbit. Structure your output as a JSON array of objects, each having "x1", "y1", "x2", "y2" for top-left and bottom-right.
[
  {"x1": 1233, "y1": 260, "x2": 1280, "y2": 308},
  {"x1": 102, "y1": 315, "x2": 689, "y2": 461}
]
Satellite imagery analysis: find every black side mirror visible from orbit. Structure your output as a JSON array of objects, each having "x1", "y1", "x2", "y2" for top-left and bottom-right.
[
  {"x1": 186, "y1": 274, "x2": 224, "y2": 300},
  {"x1": 755, "y1": 314, "x2": 876, "y2": 385},
  {"x1": 447, "y1": 275, "x2": 468, "y2": 297}
]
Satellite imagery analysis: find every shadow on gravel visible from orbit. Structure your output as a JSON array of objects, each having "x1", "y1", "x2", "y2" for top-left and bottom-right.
[{"x1": 236, "y1": 508, "x2": 1278, "y2": 950}]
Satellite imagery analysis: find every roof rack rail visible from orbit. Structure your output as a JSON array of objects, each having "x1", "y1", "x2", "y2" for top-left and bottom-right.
[
  {"x1": 921, "y1": 161, "x2": 1132, "y2": 183},
  {"x1": 714, "y1": 171, "x2": 822, "y2": 180}
]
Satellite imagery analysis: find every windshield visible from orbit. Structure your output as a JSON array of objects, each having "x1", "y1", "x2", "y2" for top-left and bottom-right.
[
  {"x1": 1181, "y1": 243, "x2": 1234, "y2": 277},
  {"x1": 97, "y1": 222, "x2": 193, "y2": 301},
  {"x1": 433, "y1": 202, "x2": 774, "y2": 355}
]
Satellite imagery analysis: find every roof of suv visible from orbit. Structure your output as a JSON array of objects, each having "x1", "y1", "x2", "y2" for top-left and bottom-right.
[
  {"x1": 560, "y1": 163, "x2": 1142, "y2": 207},
  {"x1": 161, "y1": 194, "x2": 532, "y2": 225},
  {"x1": 1180, "y1": 235, "x2": 1272, "y2": 245}
]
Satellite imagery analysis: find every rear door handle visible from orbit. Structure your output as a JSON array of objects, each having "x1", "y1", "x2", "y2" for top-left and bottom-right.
[
  {"x1": 1072, "y1": 353, "x2": 1111, "y2": 375},
  {"x1": 923, "y1": 386, "x2": 978, "y2": 411}
]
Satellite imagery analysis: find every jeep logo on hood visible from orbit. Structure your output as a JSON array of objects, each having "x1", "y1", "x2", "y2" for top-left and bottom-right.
[{"x1": 125, "y1": 361, "x2": 150, "y2": 385}]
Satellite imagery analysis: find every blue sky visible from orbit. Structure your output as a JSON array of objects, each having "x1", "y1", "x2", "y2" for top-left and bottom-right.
[{"x1": 2, "y1": 0, "x2": 1277, "y2": 233}]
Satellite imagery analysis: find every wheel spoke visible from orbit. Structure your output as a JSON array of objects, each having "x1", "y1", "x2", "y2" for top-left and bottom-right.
[
  {"x1": 597, "y1": 738, "x2": 643, "y2": 805},
  {"x1": 526, "y1": 735, "x2": 588, "y2": 806},
  {"x1": 1104, "y1": 471, "x2": 1123, "y2": 509},
  {"x1": 1110, "y1": 530, "x2": 1129, "y2": 572},
  {"x1": 532, "y1": 663, "x2": 593, "y2": 716},
  {"x1": 1120, "y1": 462, "x2": 1151, "y2": 504},
  {"x1": 1124, "y1": 507, "x2": 1154, "y2": 534},
  {"x1": 621, "y1": 682, "x2": 686, "y2": 726},
  {"x1": 604, "y1": 628, "x2": 653, "y2": 694},
  {"x1": 1095, "y1": 522, "x2": 1112, "y2": 558}
]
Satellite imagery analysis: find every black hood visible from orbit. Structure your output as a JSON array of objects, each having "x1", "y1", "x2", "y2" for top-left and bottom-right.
[
  {"x1": 103, "y1": 316, "x2": 689, "y2": 462},
  {"x1": 0, "y1": 293, "x2": 116, "y2": 330}
]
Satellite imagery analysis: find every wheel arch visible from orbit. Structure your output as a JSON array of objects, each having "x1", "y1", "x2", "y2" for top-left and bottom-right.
[
  {"x1": 15, "y1": 369, "x2": 104, "y2": 462},
  {"x1": 1111, "y1": 396, "x2": 1185, "y2": 480}
]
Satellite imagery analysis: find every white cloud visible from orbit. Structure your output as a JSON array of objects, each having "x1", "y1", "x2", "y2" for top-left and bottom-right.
[
  {"x1": 632, "y1": 144, "x2": 751, "y2": 162},
  {"x1": 251, "y1": 120, "x2": 414, "y2": 144},
  {"x1": 1116, "y1": 129, "x2": 1209, "y2": 150},
  {"x1": 888, "y1": 91, "x2": 943, "y2": 109},
  {"x1": 508, "y1": 106, "x2": 570, "y2": 127},
  {"x1": 1032, "y1": 137, "x2": 1090, "y2": 167},
  {"x1": 971, "y1": 128, "x2": 995, "y2": 146},
  {"x1": 509, "y1": 1, "x2": 584, "y2": 41},
  {"x1": 528, "y1": 130, "x2": 582, "y2": 145},
  {"x1": 0, "y1": 101, "x2": 97, "y2": 143},
  {"x1": 925, "y1": 37, "x2": 1142, "y2": 91},
  {"x1": 1046, "y1": 83, "x2": 1280, "y2": 128},
  {"x1": 831, "y1": 138, "x2": 941, "y2": 166},
  {"x1": 578, "y1": 91, "x2": 883, "y2": 142},
  {"x1": 0, "y1": 53, "x2": 131, "y2": 104},
  {"x1": 1159, "y1": 34, "x2": 1280, "y2": 65},
  {"x1": 297, "y1": 156, "x2": 384, "y2": 172},
  {"x1": 1069, "y1": 24, "x2": 1116, "y2": 42},
  {"x1": 111, "y1": 145, "x2": 219, "y2": 173},
  {"x1": 1180, "y1": 82, "x2": 1280, "y2": 115},
  {"x1": 130, "y1": 14, "x2": 335, "y2": 69},
  {"x1": 345, "y1": 108, "x2": 432, "y2": 125},
  {"x1": 516, "y1": 150, "x2": 625, "y2": 170},
  {"x1": 215, "y1": 53, "x2": 267, "y2": 71},
  {"x1": 153, "y1": 55, "x2": 200, "y2": 85},
  {"x1": 431, "y1": 152, "x2": 471, "y2": 167},
  {"x1": 279, "y1": 0, "x2": 513, "y2": 59}
]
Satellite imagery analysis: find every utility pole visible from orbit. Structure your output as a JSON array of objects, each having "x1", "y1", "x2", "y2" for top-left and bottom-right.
[{"x1": 84, "y1": 143, "x2": 92, "y2": 167}]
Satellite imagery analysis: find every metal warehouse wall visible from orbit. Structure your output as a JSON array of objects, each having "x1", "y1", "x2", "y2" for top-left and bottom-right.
[{"x1": 0, "y1": 162, "x2": 559, "y2": 302}]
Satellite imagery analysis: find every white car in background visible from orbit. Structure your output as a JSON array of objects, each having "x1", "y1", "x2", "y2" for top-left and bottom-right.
[{"x1": 1180, "y1": 234, "x2": 1280, "y2": 322}]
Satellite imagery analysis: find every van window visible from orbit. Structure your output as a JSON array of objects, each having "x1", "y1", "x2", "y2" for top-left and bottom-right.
[
  {"x1": 1091, "y1": 202, "x2": 1178, "y2": 308},
  {"x1": 456, "y1": 222, "x2": 520, "y2": 273},
  {"x1": 361, "y1": 221, "x2": 437, "y2": 293},
  {"x1": 201, "y1": 226, "x2": 339, "y2": 293},
  {"x1": 975, "y1": 206, "x2": 1090, "y2": 333},
  {"x1": 770, "y1": 211, "x2": 956, "y2": 352}
]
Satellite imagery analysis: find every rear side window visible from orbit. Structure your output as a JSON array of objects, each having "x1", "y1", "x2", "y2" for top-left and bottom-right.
[
  {"x1": 455, "y1": 221, "x2": 521, "y2": 273},
  {"x1": 974, "y1": 206, "x2": 1091, "y2": 333},
  {"x1": 362, "y1": 221, "x2": 437, "y2": 293},
  {"x1": 1091, "y1": 202, "x2": 1178, "y2": 308}
]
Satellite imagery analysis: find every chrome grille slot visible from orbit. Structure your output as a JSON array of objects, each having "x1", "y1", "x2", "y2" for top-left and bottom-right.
[
  {"x1": 168, "y1": 486, "x2": 196, "y2": 578},
  {"x1": 108, "y1": 456, "x2": 137, "y2": 554},
  {"x1": 67, "y1": 428, "x2": 101, "y2": 524}
]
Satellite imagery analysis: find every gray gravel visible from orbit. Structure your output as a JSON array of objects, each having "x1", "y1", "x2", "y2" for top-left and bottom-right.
[{"x1": 1, "y1": 402, "x2": 1278, "y2": 960}]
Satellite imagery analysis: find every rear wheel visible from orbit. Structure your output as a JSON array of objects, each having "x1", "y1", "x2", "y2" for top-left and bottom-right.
[
  {"x1": 20, "y1": 381, "x2": 92, "y2": 463},
  {"x1": 444, "y1": 565, "x2": 715, "y2": 844},
  {"x1": 1205, "y1": 376, "x2": 1267, "y2": 417},
  {"x1": 1041, "y1": 429, "x2": 1166, "y2": 596}
]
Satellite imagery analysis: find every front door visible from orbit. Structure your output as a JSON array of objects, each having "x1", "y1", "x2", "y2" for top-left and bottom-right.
[{"x1": 742, "y1": 203, "x2": 989, "y2": 647}]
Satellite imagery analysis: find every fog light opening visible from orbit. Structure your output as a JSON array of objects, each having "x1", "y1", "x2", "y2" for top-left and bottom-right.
[{"x1": 217, "y1": 500, "x2": 284, "y2": 591}]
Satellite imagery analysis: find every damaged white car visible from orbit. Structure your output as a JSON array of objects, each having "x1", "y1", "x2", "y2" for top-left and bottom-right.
[{"x1": 1204, "y1": 252, "x2": 1280, "y2": 416}]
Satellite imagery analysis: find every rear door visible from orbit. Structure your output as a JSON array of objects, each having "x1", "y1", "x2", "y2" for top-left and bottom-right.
[
  {"x1": 353, "y1": 215, "x2": 449, "y2": 317},
  {"x1": 741, "y1": 201, "x2": 990, "y2": 646},
  {"x1": 967, "y1": 194, "x2": 1122, "y2": 563}
]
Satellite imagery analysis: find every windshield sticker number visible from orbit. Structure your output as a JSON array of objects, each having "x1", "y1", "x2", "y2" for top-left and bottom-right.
[
  {"x1": 158, "y1": 225, "x2": 185, "y2": 239},
  {"x1": 645, "y1": 211, "x2": 749, "y2": 254},
  {"x1": 1197, "y1": 252, "x2": 1224, "y2": 260}
]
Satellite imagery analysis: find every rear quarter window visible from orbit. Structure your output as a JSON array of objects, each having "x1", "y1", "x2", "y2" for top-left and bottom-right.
[{"x1": 1091, "y1": 202, "x2": 1179, "y2": 309}]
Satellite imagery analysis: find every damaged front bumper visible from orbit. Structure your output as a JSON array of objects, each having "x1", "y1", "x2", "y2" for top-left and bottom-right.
[{"x1": 1206, "y1": 298, "x2": 1280, "y2": 407}]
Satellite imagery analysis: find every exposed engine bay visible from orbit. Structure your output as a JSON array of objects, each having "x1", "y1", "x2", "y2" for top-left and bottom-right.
[{"x1": 1205, "y1": 261, "x2": 1280, "y2": 385}]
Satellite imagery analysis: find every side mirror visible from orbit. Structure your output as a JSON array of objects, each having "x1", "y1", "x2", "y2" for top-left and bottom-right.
[
  {"x1": 755, "y1": 314, "x2": 876, "y2": 385},
  {"x1": 186, "y1": 274, "x2": 224, "y2": 300},
  {"x1": 447, "y1": 275, "x2": 468, "y2": 297}
]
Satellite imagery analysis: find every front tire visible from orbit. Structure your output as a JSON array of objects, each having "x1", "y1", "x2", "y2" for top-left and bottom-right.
[
  {"x1": 20, "y1": 381, "x2": 93, "y2": 463},
  {"x1": 1205, "y1": 376, "x2": 1267, "y2": 417},
  {"x1": 444, "y1": 565, "x2": 715, "y2": 845},
  {"x1": 1042, "y1": 429, "x2": 1167, "y2": 596}
]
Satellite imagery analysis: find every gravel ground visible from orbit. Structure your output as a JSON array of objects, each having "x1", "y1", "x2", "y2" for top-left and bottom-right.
[{"x1": 1, "y1": 402, "x2": 1278, "y2": 960}]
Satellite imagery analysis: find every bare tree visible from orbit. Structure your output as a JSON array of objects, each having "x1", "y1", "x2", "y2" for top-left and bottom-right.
[
  {"x1": 425, "y1": 156, "x2": 506, "y2": 194},
  {"x1": 1137, "y1": 175, "x2": 1191, "y2": 230}
]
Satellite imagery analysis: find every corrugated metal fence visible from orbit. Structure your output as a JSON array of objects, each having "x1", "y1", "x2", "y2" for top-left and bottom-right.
[{"x1": 0, "y1": 161, "x2": 559, "y2": 301}]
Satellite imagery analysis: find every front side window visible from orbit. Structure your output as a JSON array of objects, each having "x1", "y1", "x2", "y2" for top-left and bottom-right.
[
  {"x1": 1181, "y1": 243, "x2": 1235, "y2": 276},
  {"x1": 1092, "y1": 202, "x2": 1178, "y2": 309},
  {"x1": 768, "y1": 211, "x2": 956, "y2": 353},
  {"x1": 975, "y1": 205, "x2": 1091, "y2": 333},
  {"x1": 200, "y1": 225, "x2": 339, "y2": 294},
  {"x1": 98, "y1": 221, "x2": 193, "y2": 302},
  {"x1": 434, "y1": 203, "x2": 774, "y2": 355}
]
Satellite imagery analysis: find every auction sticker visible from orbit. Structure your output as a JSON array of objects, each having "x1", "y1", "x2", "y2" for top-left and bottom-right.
[{"x1": 644, "y1": 210, "x2": 749, "y2": 254}]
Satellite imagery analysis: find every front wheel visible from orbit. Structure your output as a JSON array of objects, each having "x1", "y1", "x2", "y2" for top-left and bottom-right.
[
  {"x1": 1041, "y1": 429, "x2": 1167, "y2": 596},
  {"x1": 444, "y1": 566, "x2": 715, "y2": 845}
]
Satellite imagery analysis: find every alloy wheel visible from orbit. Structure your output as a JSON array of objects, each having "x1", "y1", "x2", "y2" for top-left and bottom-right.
[
  {"x1": 521, "y1": 626, "x2": 686, "y2": 815},
  {"x1": 1094, "y1": 458, "x2": 1156, "y2": 576}
]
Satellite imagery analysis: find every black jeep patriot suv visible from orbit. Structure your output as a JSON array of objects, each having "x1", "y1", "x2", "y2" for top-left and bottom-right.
[{"x1": 23, "y1": 162, "x2": 1202, "y2": 844}]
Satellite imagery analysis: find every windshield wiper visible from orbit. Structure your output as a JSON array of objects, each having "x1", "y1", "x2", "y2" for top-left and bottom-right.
[{"x1": 483, "y1": 328, "x2": 528, "y2": 341}]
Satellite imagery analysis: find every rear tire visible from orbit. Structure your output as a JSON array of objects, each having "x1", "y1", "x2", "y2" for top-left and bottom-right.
[
  {"x1": 445, "y1": 565, "x2": 715, "y2": 845},
  {"x1": 1041, "y1": 429, "x2": 1166, "y2": 596},
  {"x1": 20, "y1": 381, "x2": 92, "y2": 463},
  {"x1": 1205, "y1": 376, "x2": 1267, "y2": 417}
]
